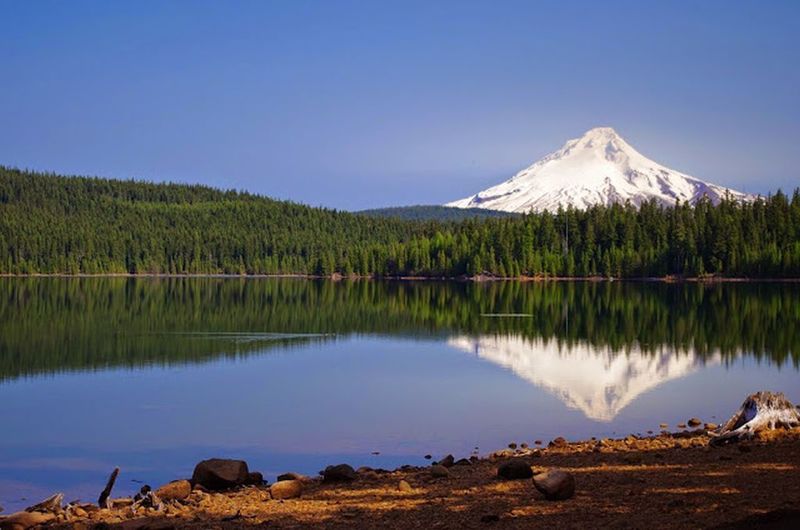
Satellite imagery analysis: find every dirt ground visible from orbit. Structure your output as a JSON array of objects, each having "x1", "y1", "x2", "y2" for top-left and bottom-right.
[{"x1": 31, "y1": 428, "x2": 800, "y2": 529}]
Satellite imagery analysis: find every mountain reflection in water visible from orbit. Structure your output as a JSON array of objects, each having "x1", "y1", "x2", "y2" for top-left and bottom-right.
[{"x1": 449, "y1": 335, "x2": 720, "y2": 421}]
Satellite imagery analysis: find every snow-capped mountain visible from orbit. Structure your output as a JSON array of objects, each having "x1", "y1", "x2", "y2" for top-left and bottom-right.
[
  {"x1": 448, "y1": 335, "x2": 720, "y2": 422},
  {"x1": 447, "y1": 127, "x2": 752, "y2": 213}
]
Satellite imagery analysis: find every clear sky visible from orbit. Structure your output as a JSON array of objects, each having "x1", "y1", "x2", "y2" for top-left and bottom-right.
[{"x1": 1, "y1": 0, "x2": 798, "y2": 210}]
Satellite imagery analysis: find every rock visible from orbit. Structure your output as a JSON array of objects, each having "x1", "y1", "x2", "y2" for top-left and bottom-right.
[
  {"x1": 534, "y1": 440, "x2": 543, "y2": 445},
  {"x1": 0, "y1": 511, "x2": 56, "y2": 529},
  {"x1": 520, "y1": 443, "x2": 529, "y2": 449},
  {"x1": 677, "y1": 423, "x2": 687, "y2": 429},
  {"x1": 454, "y1": 458, "x2": 472, "y2": 466},
  {"x1": 356, "y1": 466, "x2": 373, "y2": 474},
  {"x1": 70, "y1": 506, "x2": 88, "y2": 518},
  {"x1": 687, "y1": 418, "x2": 702, "y2": 427},
  {"x1": 497, "y1": 459, "x2": 534, "y2": 480},
  {"x1": 491, "y1": 449, "x2": 515, "y2": 459},
  {"x1": 438, "y1": 454, "x2": 455, "y2": 468},
  {"x1": 277, "y1": 472, "x2": 307, "y2": 482},
  {"x1": 191, "y1": 458, "x2": 249, "y2": 490},
  {"x1": 423, "y1": 454, "x2": 432, "y2": 460},
  {"x1": 530, "y1": 449, "x2": 543, "y2": 458},
  {"x1": 430, "y1": 465, "x2": 449, "y2": 478},
  {"x1": 155, "y1": 480, "x2": 192, "y2": 501},
  {"x1": 270, "y1": 480, "x2": 302, "y2": 500},
  {"x1": 533, "y1": 469, "x2": 575, "y2": 501},
  {"x1": 659, "y1": 423, "x2": 668, "y2": 429},
  {"x1": 549, "y1": 437, "x2": 568, "y2": 448},
  {"x1": 705, "y1": 422, "x2": 718, "y2": 430},
  {"x1": 323, "y1": 464, "x2": 357, "y2": 482},
  {"x1": 508, "y1": 442, "x2": 517, "y2": 449},
  {"x1": 398, "y1": 480, "x2": 413, "y2": 492},
  {"x1": 246, "y1": 472, "x2": 264, "y2": 485}
]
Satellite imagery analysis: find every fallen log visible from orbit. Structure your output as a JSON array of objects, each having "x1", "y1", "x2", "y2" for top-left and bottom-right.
[
  {"x1": 710, "y1": 391, "x2": 800, "y2": 445},
  {"x1": 24, "y1": 492, "x2": 63, "y2": 514},
  {"x1": 98, "y1": 467, "x2": 120, "y2": 508}
]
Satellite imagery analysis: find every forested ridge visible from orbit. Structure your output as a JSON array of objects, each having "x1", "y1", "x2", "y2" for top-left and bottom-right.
[{"x1": 1, "y1": 166, "x2": 799, "y2": 277}]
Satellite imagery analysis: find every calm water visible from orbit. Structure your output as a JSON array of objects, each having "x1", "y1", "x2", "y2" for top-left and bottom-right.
[{"x1": 1, "y1": 278, "x2": 798, "y2": 510}]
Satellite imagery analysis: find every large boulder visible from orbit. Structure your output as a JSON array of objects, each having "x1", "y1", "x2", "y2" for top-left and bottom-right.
[
  {"x1": 191, "y1": 459, "x2": 250, "y2": 490},
  {"x1": 270, "y1": 480, "x2": 303, "y2": 500},
  {"x1": 497, "y1": 459, "x2": 534, "y2": 480},
  {"x1": 155, "y1": 480, "x2": 192, "y2": 501},
  {"x1": 533, "y1": 469, "x2": 575, "y2": 500},
  {"x1": 322, "y1": 464, "x2": 357, "y2": 482}
]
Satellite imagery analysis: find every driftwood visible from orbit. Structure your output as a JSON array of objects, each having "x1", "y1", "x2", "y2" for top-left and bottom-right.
[
  {"x1": 98, "y1": 467, "x2": 120, "y2": 508},
  {"x1": 24, "y1": 492, "x2": 63, "y2": 514},
  {"x1": 711, "y1": 391, "x2": 800, "y2": 445}
]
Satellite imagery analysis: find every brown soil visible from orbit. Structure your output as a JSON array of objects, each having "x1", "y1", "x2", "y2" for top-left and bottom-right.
[{"x1": 41, "y1": 428, "x2": 800, "y2": 529}]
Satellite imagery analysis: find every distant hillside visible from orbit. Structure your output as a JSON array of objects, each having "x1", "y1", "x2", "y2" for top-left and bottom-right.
[{"x1": 358, "y1": 205, "x2": 518, "y2": 221}]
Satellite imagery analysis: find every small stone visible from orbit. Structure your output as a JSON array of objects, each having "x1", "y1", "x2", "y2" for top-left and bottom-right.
[
  {"x1": 549, "y1": 437, "x2": 568, "y2": 448},
  {"x1": 356, "y1": 466, "x2": 373, "y2": 473},
  {"x1": 659, "y1": 423, "x2": 668, "y2": 429},
  {"x1": 534, "y1": 440, "x2": 543, "y2": 445},
  {"x1": 508, "y1": 442, "x2": 517, "y2": 449},
  {"x1": 155, "y1": 479, "x2": 192, "y2": 501},
  {"x1": 398, "y1": 480, "x2": 413, "y2": 492},
  {"x1": 454, "y1": 458, "x2": 472, "y2": 466},
  {"x1": 497, "y1": 459, "x2": 534, "y2": 480},
  {"x1": 430, "y1": 465, "x2": 449, "y2": 478},
  {"x1": 677, "y1": 423, "x2": 687, "y2": 429},
  {"x1": 277, "y1": 472, "x2": 307, "y2": 482},
  {"x1": 270, "y1": 480, "x2": 302, "y2": 500},
  {"x1": 687, "y1": 418, "x2": 702, "y2": 427},
  {"x1": 520, "y1": 443, "x2": 529, "y2": 449},
  {"x1": 533, "y1": 469, "x2": 575, "y2": 500},
  {"x1": 438, "y1": 454, "x2": 455, "y2": 468},
  {"x1": 705, "y1": 422, "x2": 718, "y2": 430},
  {"x1": 424, "y1": 454, "x2": 432, "y2": 460},
  {"x1": 323, "y1": 464, "x2": 357, "y2": 482}
]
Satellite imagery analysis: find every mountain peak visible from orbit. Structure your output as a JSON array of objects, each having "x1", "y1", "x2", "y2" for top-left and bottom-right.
[
  {"x1": 446, "y1": 128, "x2": 752, "y2": 213},
  {"x1": 580, "y1": 126, "x2": 620, "y2": 140}
]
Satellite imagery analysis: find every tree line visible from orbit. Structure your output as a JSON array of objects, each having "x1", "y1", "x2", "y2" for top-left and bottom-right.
[{"x1": 1, "y1": 165, "x2": 799, "y2": 277}]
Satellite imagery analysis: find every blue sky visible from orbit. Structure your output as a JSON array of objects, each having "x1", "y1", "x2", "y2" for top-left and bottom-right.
[{"x1": 1, "y1": 0, "x2": 798, "y2": 209}]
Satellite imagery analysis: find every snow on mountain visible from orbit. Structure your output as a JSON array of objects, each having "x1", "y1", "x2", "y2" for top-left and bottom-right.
[
  {"x1": 448, "y1": 335, "x2": 720, "y2": 422},
  {"x1": 447, "y1": 127, "x2": 752, "y2": 213}
]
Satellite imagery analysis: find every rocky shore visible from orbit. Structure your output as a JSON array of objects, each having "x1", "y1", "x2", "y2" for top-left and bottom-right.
[{"x1": 3, "y1": 426, "x2": 800, "y2": 530}]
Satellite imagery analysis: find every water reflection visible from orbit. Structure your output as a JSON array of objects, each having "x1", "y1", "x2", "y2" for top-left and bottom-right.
[
  {"x1": 0, "y1": 277, "x2": 798, "y2": 381},
  {"x1": 449, "y1": 336, "x2": 720, "y2": 421}
]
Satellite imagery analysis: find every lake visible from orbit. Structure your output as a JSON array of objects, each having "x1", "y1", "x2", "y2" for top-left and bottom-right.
[{"x1": 1, "y1": 278, "x2": 798, "y2": 511}]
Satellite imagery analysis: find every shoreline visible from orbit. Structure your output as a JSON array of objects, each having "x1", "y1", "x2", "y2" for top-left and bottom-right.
[
  {"x1": 2, "y1": 272, "x2": 800, "y2": 283},
  {"x1": 8, "y1": 428, "x2": 800, "y2": 529}
]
